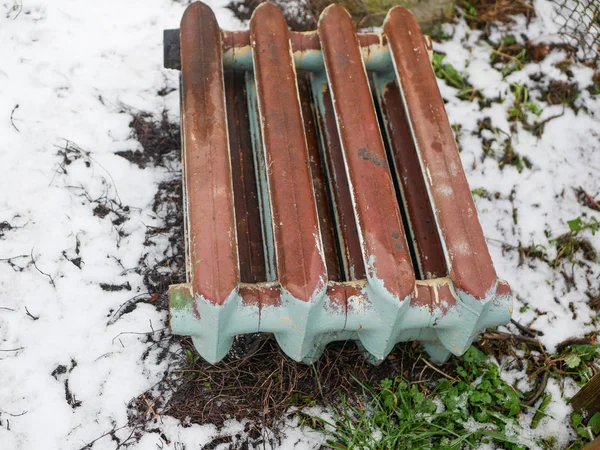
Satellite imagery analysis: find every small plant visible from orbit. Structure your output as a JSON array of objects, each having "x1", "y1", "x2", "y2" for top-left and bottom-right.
[
  {"x1": 531, "y1": 394, "x2": 552, "y2": 429},
  {"x1": 432, "y1": 53, "x2": 481, "y2": 101},
  {"x1": 499, "y1": 138, "x2": 532, "y2": 173},
  {"x1": 508, "y1": 83, "x2": 542, "y2": 125},
  {"x1": 592, "y1": 72, "x2": 600, "y2": 95},
  {"x1": 471, "y1": 187, "x2": 491, "y2": 198},
  {"x1": 184, "y1": 348, "x2": 200, "y2": 365},
  {"x1": 571, "y1": 411, "x2": 600, "y2": 445},
  {"x1": 491, "y1": 35, "x2": 527, "y2": 77},
  {"x1": 567, "y1": 216, "x2": 600, "y2": 235},
  {"x1": 560, "y1": 344, "x2": 600, "y2": 380},
  {"x1": 289, "y1": 392, "x2": 318, "y2": 408},
  {"x1": 321, "y1": 347, "x2": 532, "y2": 449},
  {"x1": 550, "y1": 216, "x2": 599, "y2": 266},
  {"x1": 429, "y1": 23, "x2": 453, "y2": 41},
  {"x1": 519, "y1": 242, "x2": 548, "y2": 265},
  {"x1": 4, "y1": 0, "x2": 22, "y2": 19}
]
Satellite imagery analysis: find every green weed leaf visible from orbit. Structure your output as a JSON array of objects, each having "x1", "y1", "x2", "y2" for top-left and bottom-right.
[
  {"x1": 588, "y1": 412, "x2": 600, "y2": 434},
  {"x1": 565, "y1": 354, "x2": 581, "y2": 369},
  {"x1": 568, "y1": 217, "x2": 583, "y2": 233}
]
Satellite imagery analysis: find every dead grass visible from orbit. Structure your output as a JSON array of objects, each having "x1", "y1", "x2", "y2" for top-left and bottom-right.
[
  {"x1": 116, "y1": 110, "x2": 180, "y2": 170},
  {"x1": 162, "y1": 338, "x2": 447, "y2": 427},
  {"x1": 459, "y1": 0, "x2": 534, "y2": 28},
  {"x1": 544, "y1": 80, "x2": 579, "y2": 106},
  {"x1": 575, "y1": 187, "x2": 600, "y2": 212}
]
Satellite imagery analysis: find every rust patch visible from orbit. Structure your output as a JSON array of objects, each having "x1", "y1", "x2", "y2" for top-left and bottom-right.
[
  {"x1": 240, "y1": 283, "x2": 282, "y2": 308},
  {"x1": 411, "y1": 284, "x2": 433, "y2": 311},
  {"x1": 436, "y1": 283, "x2": 456, "y2": 313},
  {"x1": 358, "y1": 147, "x2": 388, "y2": 168},
  {"x1": 384, "y1": 7, "x2": 496, "y2": 298},
  {"x1": 319, "y1": 4, "x2": 415, "y2": 299},
  {"x1": 412, "y1": 280, "x2": 456, "y2": 313},
  {"x1": 325, "y1": 283, "x2": 349, "y2": 315},
  {"x1": 250, "y1": 3, "x2": 327, "y2": 301},
  {"x1": 180, "y1": 2, "x2": 240, "y2": 304},
  {"x1": 377, "y1": 78, "x2": 447, "y2": 279},
  {"x1": 496, "y1": 280, "x2": 512, "y2": 297},
  {"x1": 192, "y1": 301, "x2": 201, "y2": 319},
  {"x1": 225, "y1": 69, "x2": 266, "y2": 283}
]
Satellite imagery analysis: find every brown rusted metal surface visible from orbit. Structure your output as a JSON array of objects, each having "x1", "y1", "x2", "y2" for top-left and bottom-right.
[
  {"x1": 384, "y1": 7, "x2": 496, "y2": 298},
  {"x1": 179, "y1": 2, "x2": 239, "y2": 304},
  {"x1": 297, "y1": 73, "x2": 342, "y2": 281},
  {"x1": 313, "y1": 81, "x2": 365, "y2": 281},
  {"x1": 250, "y1": 3, "x2": 327, "y2": 301},
  {"x1": 225, "y1": 69, "x2": 266, "y2": 283},
  {"x1": 238, "y1": 282, "x2": 281, "y2": 308},
  {"x1": 222, "y1": 30, "x2": 382, "y2": 55},
  {"x1": 584, "y1": 437, "x2": 600, "y2": 450},
  {"x1": 375, "y1": 77, "x2": 447, "y2": 280},
  {"x1": 409, "y1": 280, "x2": 457, "y2": 314},
  {"x1": 319, "y1": 4, "x2": 415, "y2": 299}
]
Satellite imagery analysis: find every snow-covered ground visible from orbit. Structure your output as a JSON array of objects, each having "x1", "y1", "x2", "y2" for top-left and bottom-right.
[{"x1": 0, "y1": 0, "x2": 598, "y2": 449}]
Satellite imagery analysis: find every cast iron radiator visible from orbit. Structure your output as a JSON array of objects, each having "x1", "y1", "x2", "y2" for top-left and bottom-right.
[{"x1": 163, "y1": 1, "x2": 512, "y2": 364}]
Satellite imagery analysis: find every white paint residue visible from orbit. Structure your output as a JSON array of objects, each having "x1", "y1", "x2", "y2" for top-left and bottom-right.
[{"x1": 438, "y1": 184, "x2": 453, "y2": 197}]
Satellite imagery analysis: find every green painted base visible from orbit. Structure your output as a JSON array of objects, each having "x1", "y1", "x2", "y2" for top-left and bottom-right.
[{"x1": 169, "y1": 279, "x2": 512, "y2": 365}]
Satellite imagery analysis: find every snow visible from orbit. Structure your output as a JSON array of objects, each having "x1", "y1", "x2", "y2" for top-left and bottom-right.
[
  {"x1": 0, "y1": 0, "x2": 599, "y2": 448},
  {"x1": 514, "y1": 378, "x2": 581, "y2": 448},
  {"x1": 0, "y1": 1, "x2": 236, "y2": 448}
]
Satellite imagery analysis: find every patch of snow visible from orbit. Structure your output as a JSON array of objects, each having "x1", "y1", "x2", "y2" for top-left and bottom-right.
[{"x1": 0, "y1": 0, "x2": 238, "y2": 448}]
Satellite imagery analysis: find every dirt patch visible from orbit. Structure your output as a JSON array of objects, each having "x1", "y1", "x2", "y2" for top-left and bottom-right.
[
  {"x1": 358, "y1": 146, "x2": 388, "y2": 167},
  {"x1": 163, "y1": 338, "x2": 448, "y2": 427},
  {"x1": 544, "y1": 80, "x2": 579, "y2": 106},
  {"x1": 0, "y1": 221, "x2": 13, "y2": 238},
  {"x1": 115, "y1": 111, "x2": 180, "y2": 169},
  {"x1": 99, "y1": 282, "x2": 132, "y2": 292}
]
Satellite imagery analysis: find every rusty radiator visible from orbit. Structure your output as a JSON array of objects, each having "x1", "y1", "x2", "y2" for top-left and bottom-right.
[{"x1": 163, "y1": 1, "x2": 512, "y2": 364}]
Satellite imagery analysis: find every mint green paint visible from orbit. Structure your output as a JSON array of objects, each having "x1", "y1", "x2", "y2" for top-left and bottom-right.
[
  {"x1": 169, "y1": 283, "x2": 260, "y2": 363},
  {"x1": 245, "y1": 72, "x2": 277, "y2": 281},
  {"x1": 169, "y1": 278, "x2": 511, "y2": 365},
  {"x1": 222, "y1": 44, "x2": 393, "y2": 72}
]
